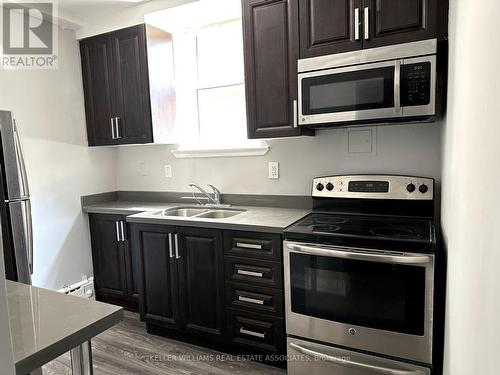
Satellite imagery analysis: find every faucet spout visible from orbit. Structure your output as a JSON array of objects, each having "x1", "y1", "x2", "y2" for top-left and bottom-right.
[{"x1": 189, "y1": 183, "x2": 219, "y2": 205}]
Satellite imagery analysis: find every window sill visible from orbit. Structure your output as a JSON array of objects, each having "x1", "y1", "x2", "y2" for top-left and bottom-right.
[{"x1": 171, "y1": 145, "x2": 269, "y2": 158}]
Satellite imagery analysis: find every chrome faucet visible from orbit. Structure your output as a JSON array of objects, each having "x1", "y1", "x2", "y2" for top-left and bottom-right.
[{"x1": 189, "y1": 183, "x2": 223, "y2": 206}]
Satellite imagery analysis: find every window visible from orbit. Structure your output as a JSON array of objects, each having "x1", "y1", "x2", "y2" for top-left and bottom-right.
[{"x1": 145, "y1": 1, "x2": 267, "y2": 156}]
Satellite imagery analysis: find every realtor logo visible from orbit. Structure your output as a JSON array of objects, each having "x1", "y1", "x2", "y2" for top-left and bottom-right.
[{"x1": 1, "y1": 0, "x2": 58, "y2": 69}]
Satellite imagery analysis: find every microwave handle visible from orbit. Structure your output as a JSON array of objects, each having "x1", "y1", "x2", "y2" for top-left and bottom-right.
[
  {"x1": 395, "y1": 60, "x2": 402, "y2": 112},
  {"x1": 289, "y1": 343, "x2": 425, "y2": 375},
  {"x1": 287, "y1": 243, "x2": 432, "y2": 265},
  {"x1": 293, "y1": 100, "x2": 298, "y2": 128}
]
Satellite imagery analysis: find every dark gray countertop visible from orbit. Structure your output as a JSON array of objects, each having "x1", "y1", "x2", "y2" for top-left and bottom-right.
[
  {"x1": 82, "y1": 200, "x2": 310, "y2": 233},
  {"x1": 6, "y1": 281, "x2": 123, "y2": 374}
]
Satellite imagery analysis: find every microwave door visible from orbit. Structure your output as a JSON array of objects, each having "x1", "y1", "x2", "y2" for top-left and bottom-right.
[{"x1": 298, "y1": 60, "x2": 403, "y2": 125}]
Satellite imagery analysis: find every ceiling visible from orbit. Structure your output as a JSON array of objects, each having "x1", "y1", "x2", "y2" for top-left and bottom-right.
[{"x1": 57, "y1": 0, "x2": 153, "y2": 29}]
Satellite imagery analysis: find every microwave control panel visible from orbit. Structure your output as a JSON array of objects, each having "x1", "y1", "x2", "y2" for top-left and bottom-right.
[{"x1": 401, "y1": 62, "x2": 431, "y2": 107}]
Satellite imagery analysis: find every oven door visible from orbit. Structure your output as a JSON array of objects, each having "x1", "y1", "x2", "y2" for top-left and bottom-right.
[
  {"x1": 284, "y1": 241, "x2": 434, "y2": 364},
  {"x1": 298, "y1": 60, "x2": 402, "y2": 125}
]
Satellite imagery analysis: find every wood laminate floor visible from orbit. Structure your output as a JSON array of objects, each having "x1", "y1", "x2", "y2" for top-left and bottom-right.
[{"x1": 43, "y1": 311, "x2": 286, "y2": 375}]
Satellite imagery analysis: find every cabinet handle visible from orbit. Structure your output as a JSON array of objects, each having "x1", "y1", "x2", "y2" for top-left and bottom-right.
[
  {"x1": 364, "y1": 7, "x2": 369, "y2": 40},
  {"x1": 111, "y1": 118, "x2": 116, "y2": 139},
  {"x1": 237, "y1": 269, "x2": 263, "y2": 278},
  {"x1": 354, "y1": 8, "x2": 360, "y2": 40},
  {"x1": 174, "y1": 233, "x2": 180, "y2": 259},
  {"x1": 293, "y1": 100, "x2": 298, "y2": 128},
  {"x1": 240, "y1": 328, "x2": 265, "y2": 339},
  {"x1": 238, "y1": 295, "x2": 265, "y2": 305},
  {"x1": 168, "y1": 233, "x2": 174, "y2": 258},
  {"x1": 115, "y1": 221, "x2": 120, "y2": 242},
  {"x1": 115, "y1": 117, "x2": 121, "y2": 139},
  {"x1": 236, "y1": 242, "x2": 263, "y2": 250},
  {"x1": 120, "y1": 221, "x2": 126, "y2": 241}
]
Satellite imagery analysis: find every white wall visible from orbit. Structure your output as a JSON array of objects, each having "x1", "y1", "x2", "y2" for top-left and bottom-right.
[
  {"x1": 0, "y1": 27, "x2": 117, "y2": 290},
  {"x1": 441, "y1": 0, "x2": 500, "y2": 374},
  {"x1": 117, "y1": 123, "x2": 442, "y2": 195}
]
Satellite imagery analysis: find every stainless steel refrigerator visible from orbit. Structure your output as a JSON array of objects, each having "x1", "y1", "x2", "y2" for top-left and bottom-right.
[{"x1": 0, "y1": 110, "x2": 33, "y2": 285}]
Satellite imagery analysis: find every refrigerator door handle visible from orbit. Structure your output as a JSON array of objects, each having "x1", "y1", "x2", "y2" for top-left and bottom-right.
[
  {"x1": 12, "y1": 120, "x2": 30, "y2": 198},
  {"x1": 25, "y1": 199, "x2": 33, "y2": 274}
]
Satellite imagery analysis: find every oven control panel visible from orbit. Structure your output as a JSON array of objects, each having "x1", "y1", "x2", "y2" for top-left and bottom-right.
[{"x1": 312, "y1": 175, "x2": 434, "y2": 200}]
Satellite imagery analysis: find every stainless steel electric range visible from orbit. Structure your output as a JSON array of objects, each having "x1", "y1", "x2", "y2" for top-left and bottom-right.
[{"x1": 284, "y1": 175, "x2": 440, "y2": 375}]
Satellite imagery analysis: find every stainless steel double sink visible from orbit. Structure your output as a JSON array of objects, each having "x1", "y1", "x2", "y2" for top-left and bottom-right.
[{"x1": 152, "y1": 206, "x2": 245, "y2": 220}]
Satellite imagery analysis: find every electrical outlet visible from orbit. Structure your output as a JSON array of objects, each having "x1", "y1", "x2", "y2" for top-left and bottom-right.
[
  {"x1": 164, "y1": 165, "x2": 172, "y2": 178},
  {"x1": 268, "y1": 162, "x2": 279, "y2": 179}
]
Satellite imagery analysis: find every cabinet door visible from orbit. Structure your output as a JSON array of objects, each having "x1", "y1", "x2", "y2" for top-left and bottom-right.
[
  {"x1": 80, "y1": 35, "x2": 116, "y2": 146},
  {"x1": 89, "y1": 214, "x2": 128, "y2": 300},
  {"x1": 122, "y1": 220, "x2": 139, "y2": 305},
  {"x1": 299, "y1": 0, "x2": 362, "y2": 58},
  {"x1": 110, "y1": 25, "x2": 153, "y2": 144},
  {"x1": 242, "y1": 0, "x2": 310, "y2": 139},
  {"x1": 176, "y1": 227, "x2": 226, "y2": 342},
  {"x1": 133, "y1": 224, "x2": 179, "y2": 328},
  {"x1": 363, "y1": 0, "x2": 439, "y2": 48}
]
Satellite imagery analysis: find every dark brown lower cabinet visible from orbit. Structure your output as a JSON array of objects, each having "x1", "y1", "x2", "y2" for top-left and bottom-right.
[
  {"x1": 131, "y1": 224, "x2": 226, "y2": 342},
  {"x1": 130, "y1": 224, "x2": 286, "y2": 361},
  {"x1": 89, "y1": 214, "x2": 138, "y2": 311}
]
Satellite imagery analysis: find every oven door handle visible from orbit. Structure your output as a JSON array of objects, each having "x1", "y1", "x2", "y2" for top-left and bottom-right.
[
  {"x1": 289, "y1": 343, "x2": 425, "y2": 375},
  {"x1": 286, "y1": 243, "x2": 432, "y2": 265}
]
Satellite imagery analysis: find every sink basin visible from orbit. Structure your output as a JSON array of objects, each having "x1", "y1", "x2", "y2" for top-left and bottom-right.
[
  {"x1": 151, "y1": 206, "x2": 244, "y2": 220},
  {"x1": 196, "y1": 209, "x2": 244, "y2": 219},
  {"x1": 154, "y1": 207, "x2": 208, "y2": 217}
]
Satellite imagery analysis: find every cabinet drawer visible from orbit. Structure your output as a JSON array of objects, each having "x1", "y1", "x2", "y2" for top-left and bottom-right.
[
  {"x1": 227, "y1": 309, "x2": 285, "y2": 354},
  {"x1": 224, "y1": 231, "x2": 282, "y2": 261},
  {"x1": 225, "y1": 282, "x2": 283, "y2": 317},
  {"x1": 224, "y1": 256, "x2": 282, "y2": 288}
]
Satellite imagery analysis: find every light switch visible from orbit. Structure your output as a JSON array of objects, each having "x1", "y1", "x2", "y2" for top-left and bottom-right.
[
  {"x1": 347, "y1": 128, "x2": 375, "y2": 154},
  {"x1": 164, "y1": 165, "x2": 172, "y2": 178}
]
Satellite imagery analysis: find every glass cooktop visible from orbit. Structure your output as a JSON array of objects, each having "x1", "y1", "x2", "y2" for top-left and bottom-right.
[{"x1": 285, "y1": 213, "x2": 435, "y2": 249}]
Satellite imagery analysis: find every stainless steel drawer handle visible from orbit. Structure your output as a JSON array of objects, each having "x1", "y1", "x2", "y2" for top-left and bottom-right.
[
  {"x1": 237, "y1": 269, "x2": 263, "y2": 278},
  {"x1": 236, "y1": 242, "x2": 263, "y2": 250},
  {"x1": 289, "y1": 342, "x2": 424, "y2": 375},
  {"x1": 238, "y1": 295, "x2": 265, "y2": 305},
  {"x1": 240, "y1": 328, "x2": 265, "y2": 339}
]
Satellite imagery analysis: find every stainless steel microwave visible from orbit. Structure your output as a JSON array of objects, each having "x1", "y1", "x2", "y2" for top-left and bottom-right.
[{"x1": 297, "y1": 39, "x2": 438, "y2": 126}]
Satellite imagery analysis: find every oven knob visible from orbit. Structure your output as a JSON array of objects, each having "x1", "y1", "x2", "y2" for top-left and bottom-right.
[
  {"x1": 406, "y1": 183, "x2": 416, "y2": 193},
  {"x1": 348, "y1": 328, "x2": 357, "y2": 336},
  {"x1": 419, "y1": 184, "x2": 429, "y2": 194},
  {"x1": 326, "y1": 182, "x2": 334, "y2": 191},
  {"x1": 316, "y1": 183, "x2": 324, "y2": 191}
]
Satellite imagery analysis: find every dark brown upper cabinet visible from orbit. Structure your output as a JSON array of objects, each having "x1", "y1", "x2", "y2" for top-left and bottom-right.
[
  {"x1": 298, "y1": 0, "x2": 447, "y2": 58},
  {"x1": 299, "y1": 0, "x2": 362, "y2": 58},
  {"x1": 80, "y1": 24, "x2": 176, "y2": 146},
  {"x1": 363, "y1": 0, "x2": 444, "y2": 49},
  {"x1": 242, "y1": 0, "x2": 313, "y2": 139}
]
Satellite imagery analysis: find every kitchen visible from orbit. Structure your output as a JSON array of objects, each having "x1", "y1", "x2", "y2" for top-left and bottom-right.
[{"x1": 0, "y1": 0, "x2": 498, "y2": 375}]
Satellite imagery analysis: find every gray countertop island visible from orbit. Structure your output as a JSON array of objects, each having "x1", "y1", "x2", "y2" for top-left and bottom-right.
[{"x1": 6, "y1": 280, "x2": 123, "y2": 374}]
